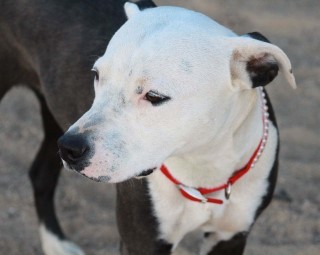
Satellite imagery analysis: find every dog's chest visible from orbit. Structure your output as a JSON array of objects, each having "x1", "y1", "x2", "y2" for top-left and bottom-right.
[
  {"x1": 148, "y1": 178, "x2": 220, "y2": 241},
  {"x1": 148, "y1": 172, "x2": 265, "y2": 247},
  {"x1": 147, "y1": 124, "x2": 278, "y2": 247}
]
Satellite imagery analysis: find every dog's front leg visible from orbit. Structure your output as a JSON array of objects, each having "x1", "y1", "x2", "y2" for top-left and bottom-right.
[
  {"x1": 29, "y1": 93, "x2": 84, "y2": 255},
  {"x1": 116, "y1": 179, "x2": 173, "y2": 255}
]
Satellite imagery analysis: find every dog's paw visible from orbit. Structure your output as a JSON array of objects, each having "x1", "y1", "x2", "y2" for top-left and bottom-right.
[{"x1": 39, "y1": 225, "x2": 85, "y2": 255}]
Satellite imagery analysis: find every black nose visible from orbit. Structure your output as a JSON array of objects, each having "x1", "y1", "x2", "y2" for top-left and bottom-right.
[{"x1": 58, "y1": 134, "x2": 89, "y2": 165}]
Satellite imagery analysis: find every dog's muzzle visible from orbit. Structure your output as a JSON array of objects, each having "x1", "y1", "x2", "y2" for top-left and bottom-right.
[{"x1": 57, "y1": 133, "x2": 91, "y2": 171}]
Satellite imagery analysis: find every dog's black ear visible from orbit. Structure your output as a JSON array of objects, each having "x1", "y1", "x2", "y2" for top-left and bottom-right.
[
  {"x1": 246, "y1": 32, "x2": 271, "y2": 44},
  {"x1": 124, "y1": 1, "x2": 156, "y2": 19},
  {"x1": 229, "y1": 35, "x2": 296, "y2": 90},
  {"x1": 135, "y1": 0, "x2": 156, "y2": 10}
]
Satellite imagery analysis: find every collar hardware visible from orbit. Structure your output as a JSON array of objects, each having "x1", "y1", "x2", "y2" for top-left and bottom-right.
[
  {"x1": 179, "y1": 184, "x2": 208, "y2": 203},
  {"x1": 225, "y1": 182, "x2": 232, "y2": 200}
]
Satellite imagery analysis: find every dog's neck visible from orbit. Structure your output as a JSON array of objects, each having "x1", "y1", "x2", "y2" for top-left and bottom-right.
[{"x1": 162, "y1": 89, "x2": 263, "y2": 188}]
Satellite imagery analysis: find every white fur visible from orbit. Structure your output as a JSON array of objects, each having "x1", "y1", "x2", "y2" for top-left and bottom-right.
[
  {"x1": 39, "y1": 225, "x2": 85, "y2": 255},
  {"x1": 65, "y1": 3, "x2": 296, "y2": 250}
]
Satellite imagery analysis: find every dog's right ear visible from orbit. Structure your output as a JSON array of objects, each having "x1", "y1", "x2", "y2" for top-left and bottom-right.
[
  {"x1": 229, "y1": 36, "x2": 296, "y2": 90},
  {"x1": 124, "y1": 1, "x2": 156, "y2": 19}
]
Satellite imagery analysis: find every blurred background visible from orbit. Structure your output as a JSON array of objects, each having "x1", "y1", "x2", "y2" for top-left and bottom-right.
[{"x1": 0, "y1": 0, "x2": 319, "y2": 254}]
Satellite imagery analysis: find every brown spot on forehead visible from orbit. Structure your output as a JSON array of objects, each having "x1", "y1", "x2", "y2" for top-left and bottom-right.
[{"x1": 137, "y1": 77, "x2": 148, "y2": 86}]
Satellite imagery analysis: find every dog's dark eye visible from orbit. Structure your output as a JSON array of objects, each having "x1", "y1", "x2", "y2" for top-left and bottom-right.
[
  {"x1": 91, "y1": 68, "x2": 99, "y2": 81},
  {"x1": 144, "y1": 91, "x2": 171, "y2": 106}
]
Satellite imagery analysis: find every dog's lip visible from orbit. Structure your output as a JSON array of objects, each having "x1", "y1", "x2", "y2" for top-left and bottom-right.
[
  {"x1": 63, "y1": 159, "x2": 157, "y2": 180},
  {"x1": 137, "y1": 167, "x2": 157, "y2": 177}
]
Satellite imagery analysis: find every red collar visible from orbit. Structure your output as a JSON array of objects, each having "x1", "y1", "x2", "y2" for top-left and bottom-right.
[{"x1": 160, "y1": 88, "x2": 269, "y2": 205}]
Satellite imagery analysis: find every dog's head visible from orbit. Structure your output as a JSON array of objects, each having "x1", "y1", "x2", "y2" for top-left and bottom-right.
[{"x1": 58, "y1": 3, "x2": 296, "y2": 183}]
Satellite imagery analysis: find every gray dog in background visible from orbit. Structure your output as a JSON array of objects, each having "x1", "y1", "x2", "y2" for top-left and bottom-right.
[{"x1": 0, "y1": 0, "x2": 150, "y2": 254}]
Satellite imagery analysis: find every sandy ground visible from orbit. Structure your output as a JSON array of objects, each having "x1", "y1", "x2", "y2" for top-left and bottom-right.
[{"x1": 0, "y1": 0, "x2": 319, "y2": 254}]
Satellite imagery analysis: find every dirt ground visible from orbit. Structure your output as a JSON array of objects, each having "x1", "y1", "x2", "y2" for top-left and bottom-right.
[{"x1": 0, "y1": 0, "x2": 319, "y2": 254}]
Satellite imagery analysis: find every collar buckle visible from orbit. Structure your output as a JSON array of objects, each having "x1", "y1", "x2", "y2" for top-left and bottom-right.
[
  {"x1": 225, "y1": 182, "x2": 232, "y2": 200},
  {"x1": 178, "y1": 184, "x2": 208, "y2": 203}
]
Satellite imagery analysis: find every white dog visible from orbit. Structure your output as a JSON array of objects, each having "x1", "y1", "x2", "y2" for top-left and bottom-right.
[{"x1": 59, "y1": 2, "x2": 296, "y2": 254}]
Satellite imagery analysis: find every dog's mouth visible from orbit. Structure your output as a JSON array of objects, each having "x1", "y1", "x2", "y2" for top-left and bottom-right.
[
  {"x1": 136, "y1": 167, "x2": 157, "y2": 178},
  {"x1": 63, "y1": 158, "x2": 157, "y2": 181}
]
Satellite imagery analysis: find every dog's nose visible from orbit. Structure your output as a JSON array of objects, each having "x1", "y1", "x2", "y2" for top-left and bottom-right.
[{"x1": 58, "y1": 134, "x2": 89, "y2": 165}]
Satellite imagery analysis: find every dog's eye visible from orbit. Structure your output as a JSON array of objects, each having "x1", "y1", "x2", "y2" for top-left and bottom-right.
[
  {"x1": 91, "y1": 68, "x2": 99, "y2": 81},
  {"x1": 144, "y1": 91, "x2": 171, "y2": 106}
]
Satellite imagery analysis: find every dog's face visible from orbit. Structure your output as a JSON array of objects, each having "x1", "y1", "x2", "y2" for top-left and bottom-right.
[{"x1": 58, "y1": 4, "x2": 295, "y2": 183}]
